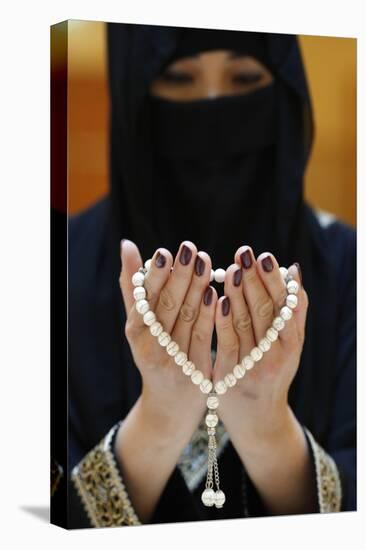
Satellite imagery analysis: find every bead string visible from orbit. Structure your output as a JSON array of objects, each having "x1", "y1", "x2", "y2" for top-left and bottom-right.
[{"x1": 131, "y1": 260, "x2": 299, "y2": 509}]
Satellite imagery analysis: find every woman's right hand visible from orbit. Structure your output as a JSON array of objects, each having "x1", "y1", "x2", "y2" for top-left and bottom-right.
[{"x1": 119, "y1": 239, "x2": 218, "y2": 438}]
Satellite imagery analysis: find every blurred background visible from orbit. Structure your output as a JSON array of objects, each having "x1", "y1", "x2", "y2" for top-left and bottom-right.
[{"x1": 65, "y1": 21, "x2": 356, "y2": 226}]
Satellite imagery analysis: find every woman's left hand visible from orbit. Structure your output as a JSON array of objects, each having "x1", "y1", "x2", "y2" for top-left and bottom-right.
[{"x1": 213, "y1": 246, "x2": 308, "y2": 447}]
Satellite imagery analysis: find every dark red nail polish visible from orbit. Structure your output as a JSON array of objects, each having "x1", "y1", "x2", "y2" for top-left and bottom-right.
[
  {"x1": 233, "y1": 268, "x2": 242, "y2": 286},
  {"x1": 294, "y1": 262, "x2": 302, "y2": 285},
  {"x1": 179, "y1": 244, "x2": 192, "y2": 266},
  {"x1": 240, "y1": 249, "x2": 252, "y2": 269},
  {"x1": 203, "y1": 286, "x2": 213, "y2": 306},
  {"x1": 194, "y1": 255, "x2": 205, "y2": 276},
  {"x1": 261, "y1": 255, "x2": 274, "y2": 273},
  {"x1": 155, "y1": 251, "x2": 166, "y2": 268},
  {"x1": 222, "y1": 296, "x2": 230, "y2": 316}
]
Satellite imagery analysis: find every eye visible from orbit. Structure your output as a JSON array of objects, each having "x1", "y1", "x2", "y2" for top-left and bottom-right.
[
  {"x1": 232, "y1": 72, "x2": 264, "y2": 85},
  {"x1": 160, "y1": 69, "x2": 193, "y2": 84}
]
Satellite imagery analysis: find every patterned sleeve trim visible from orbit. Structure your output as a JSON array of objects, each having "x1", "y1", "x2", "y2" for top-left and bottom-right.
[
  {"x1": 71, "y1": 421, "x2": 141, "y2": 527},
  {"x1": 303, "y1": 426, "x2": 342, "y2": 513}
]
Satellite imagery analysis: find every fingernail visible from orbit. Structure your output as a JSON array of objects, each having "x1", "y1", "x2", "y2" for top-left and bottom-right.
[
  {"x1": 222, "y1": 296, "x2": 230, "y2": 316},
  {"x1": 194, "y1": 255, "x2": 205, "y2": 276},
  {"x1": 179, "y1": 244, "x2": 192, "y2": 266},
  {"x1": 233, "y1": 268, "x2": 242, "y2": 286},
  {"x1": 155, "y1": 251, "x2": 166, "y2": 268},
  {"x1": 261, "y1": 255, "x2": 274, "y2": 273},
  {"x1": 240, "y1": 249, "x2": 252, "y2": 269},
  {"x1": 203, "y1": 286, "x2": 213, "y2": 306},
  {"x1": 294, "y1": 262, "x2": 302, "y2": 285}
]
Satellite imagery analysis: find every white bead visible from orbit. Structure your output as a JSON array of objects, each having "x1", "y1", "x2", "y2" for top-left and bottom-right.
[
  {"x1": 191, "y1": 369, "x2": 204, "y2": 385},
  {"x1": 258, "y1": 337, "x2": 271, "y2": 353},
  {"x1": 144, "y1": 259, "x2": 152, "y2": 271},
  {"x1": 207, "y1": 395, "x2": 219, "y2": 409},
  {"x1": 215, "y1": 380, "x2": 227, "y2": 394},
  {"x1": 214, "y1": 268, "x2": 226, "y2": 283},
  {"x1": 132, "y1": 272, "x2": 145, "y2": 287},
  {"x1": 166, "y1": 340, "x2": 179, "y2": 356},
  {"x1": 280, "y1": 305, "x2": 293, "y2": 320},
  {"x1": 286, "y1": 294, "x2": 298, "y2": 309},
  {"x1": 182, "y1": 361, "x2": 195, "y2": 375},
  {"x1": 135, "y1": 299, "x2": 149, "y2": 315},
  {"x1": 224, "y1": 373, "x2": 237, "y2": 387},
  {"x1": 143, "y1": 311, "x2": 156, "y2": 326},
  {"x1": 266, "y1": 327, "x2": 278, "y2": 342},
  {"x1": 251, "y1": 346, "x2": 263, "y2": 362},
  {"x1": 287, "y1": 279, "x2": 299, "y2": 294},
  {"x1": 241, "y1": 355, "x2": 255, "y2": 370},
  {"x1": 279, "y1": 267, "x2": 288, "y2": 279},
  {"x1": 150, "y1": 321, "x2": 163, "y2": 337},
  {"x1": 233, "y1": 363, "x2": 246, "y2": 379},
  {"x1": 158, "y1": 331, "x2": 171, "y2": 347},
  {"x1": 133, "y1": 286, "x2": 146, "y2": 301},
  {"x1": 210, "y1": 269, "x2": 215, "y2": 283},
  {"x1": 201, "y1": 488, "x2": 215, "y2": 507},
  {"x1": 174, "y1": 351, "x2": 187, "y2": 366},
  {"x1": 205, "y1": 413, "x2": 218, "y2": 428},
  {"x1": 273, "y1": 316, "x2": 285, "y2": 331},
  {"x1": 214, "y1": 490, "x2": 226, "y2": 508},
  {"x1": 200, "y1": 379, "x2": 213, "y2": 394}
]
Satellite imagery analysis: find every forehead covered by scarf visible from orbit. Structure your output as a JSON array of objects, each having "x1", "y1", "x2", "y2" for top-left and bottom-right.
[{"x1": 163, "y1": 27, "x2": 271, "y2": 70}]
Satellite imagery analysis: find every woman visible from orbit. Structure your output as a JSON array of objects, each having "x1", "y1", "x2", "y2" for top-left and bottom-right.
[{"x1": 60, "y1": 24, "x2": 356, "y2": 528}]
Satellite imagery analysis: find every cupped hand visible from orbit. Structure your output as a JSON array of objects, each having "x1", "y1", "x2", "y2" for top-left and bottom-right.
[
  {"x1": 213, "y1": 246, "x2": 308, "y2": 445},
  {"x1": 119, "y1": 239, "x2": 217, "y2": 436}
]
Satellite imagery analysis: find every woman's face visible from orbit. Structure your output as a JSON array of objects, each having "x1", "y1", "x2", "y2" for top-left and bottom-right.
[{"x1": 149, "y1": 49, "x2": 274, "y2": 101}]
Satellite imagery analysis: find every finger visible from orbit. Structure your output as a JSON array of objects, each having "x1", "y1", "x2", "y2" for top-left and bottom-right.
[
  {"x1": 255, "y1": 252, "x2": 297, "y2": 347},
  {"x1": 119, "y1": 239, "x2": 144, "y2": 315},
  {"x1": 223, "y1": 263, "x2": 256, "y2": 359},
  {"x1": 214, "y1": 296, "x2": 240, "y2": 384},
  {"x1": 188, "y1": 285, "x2": 218, "y2": 380},
  {"x1": 235, "y1": 246, "x2": 274, "y2": 344},
  {"x1": 155, "y1": 240, "x2": 197, "y2": 335},
  {"x1": 171, "y1": 251, "x2": 212, "y2": 354},
  {"x1": 122, "y1": 244, "x2": 173, "y2": 339}
]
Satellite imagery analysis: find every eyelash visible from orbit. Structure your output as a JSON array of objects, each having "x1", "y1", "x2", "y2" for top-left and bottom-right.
[{"x1": 160, "y1": 71, "x2": 263, "y2": 85}]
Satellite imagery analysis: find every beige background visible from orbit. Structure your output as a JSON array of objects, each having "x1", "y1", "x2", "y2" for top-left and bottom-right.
[{"x1": 68, "y1": 21, "x2": 356, "y2": 227}]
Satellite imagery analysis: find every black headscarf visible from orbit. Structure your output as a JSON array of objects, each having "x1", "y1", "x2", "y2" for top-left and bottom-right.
[{"x1": 105, "y1": 24, "x2": 337, "y2": 442}]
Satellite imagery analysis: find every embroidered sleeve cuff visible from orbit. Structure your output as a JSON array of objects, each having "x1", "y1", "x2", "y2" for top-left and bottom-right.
[
  {"x1": 303, "y1": 426, "x2": 342, "y2": 513},
  {"x1": 71, "y1": 421, "x2": 141, "y2": 527}
]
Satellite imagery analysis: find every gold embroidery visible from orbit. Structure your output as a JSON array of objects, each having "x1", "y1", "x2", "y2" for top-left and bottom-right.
[
  {"x1": 71, "y1": 423, "x2": 141, "y2": 527},
  {"x1": 304, "y1": 427, "x2": 342, "y2": 513}
]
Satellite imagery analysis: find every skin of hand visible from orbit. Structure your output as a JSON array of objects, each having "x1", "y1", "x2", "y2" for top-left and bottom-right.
[
  {"x1": 118, "y1": 239, "x2": 316, "y2": 517},
  {"x1": 213, "y1": 246, "x2": 308, "y2": 446},
  {"x1": 119, "y1": 238, "x2": 218, "y2": 439}
]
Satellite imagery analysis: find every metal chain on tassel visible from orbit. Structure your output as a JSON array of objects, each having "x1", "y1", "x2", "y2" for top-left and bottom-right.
[{"x1": 201, "y1": 399, "x2": 226, "y2": 508}]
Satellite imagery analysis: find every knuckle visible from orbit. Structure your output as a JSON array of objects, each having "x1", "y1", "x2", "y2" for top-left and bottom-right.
[
  {"x1": 124, "y1": 320, "x2": 135, "y2": 340},
  {"x1": 256, "y1": 296, "x2": 274, "y2": 319},
  {"x1": 179, "y1": 302, "x2": 197, "y2": 323},
  {"x1": 191, "y1": 326, "x2": 207, "y2": 343},
  {"x1": 276, "y1": 289, "x2": 288, "y2": 309},
  {"x1": 144, "y1": 280, "x2": 157, "y2": 302},
  {"x1": 234, "y1": 312, "x2": 252, "y2": 334},
  {"x1": 118, "y1": 273, "x2": 124, "y2": 289},
  {"x1": 158, "y1": 286, "x2": 176, "y2": 311}
]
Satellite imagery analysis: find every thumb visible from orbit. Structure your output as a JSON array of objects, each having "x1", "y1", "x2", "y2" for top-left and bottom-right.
[{"x1": 119, "y1": 239, "x2": 144, "y2": 315}]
